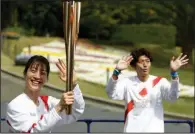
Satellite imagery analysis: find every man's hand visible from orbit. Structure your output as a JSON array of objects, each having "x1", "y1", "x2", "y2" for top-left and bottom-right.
[
  {"x1": 56, "y1": 59, "x2": 77, "y2": 84},
  {"x1": 116, "y1": 55, "x2": 134, "y2": 71},
  {"x1": 170, "y1": 53, "x2": 189, "y2": 72},
  {"x1": 112, "y1": 55, "x2": 133, "y2": 80}
]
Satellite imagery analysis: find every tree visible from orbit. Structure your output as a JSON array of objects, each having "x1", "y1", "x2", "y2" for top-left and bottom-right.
[
  {"x1": 17, "y1": 1, "x2": 63, "y2": 36},
  {"x1": 154, "y1": 0, "x2": 195, "y2": 65},
  {"x1": 1, "y1": 1, "x2": 18, "y2": 29},
  {"x1": 79, "y1": 1, "x2": 118, "y2": 39}
]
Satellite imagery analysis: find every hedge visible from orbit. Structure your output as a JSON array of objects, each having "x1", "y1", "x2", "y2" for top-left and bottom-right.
[{"x1": 111, "y1": 24, "x2": 176, "y2": 48}]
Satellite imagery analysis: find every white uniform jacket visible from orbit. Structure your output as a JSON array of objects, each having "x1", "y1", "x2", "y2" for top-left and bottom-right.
[
  {"x1": 106, "y1": 75, "x2": 180, "y2": 133},
  {"x1": 6, "y1": 84, "x2": 85, "y2": 133}
]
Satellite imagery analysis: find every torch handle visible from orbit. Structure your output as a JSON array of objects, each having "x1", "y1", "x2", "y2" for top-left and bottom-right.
[{"x1": 66, "y1": 105, "x2": 72, "y2": 114}]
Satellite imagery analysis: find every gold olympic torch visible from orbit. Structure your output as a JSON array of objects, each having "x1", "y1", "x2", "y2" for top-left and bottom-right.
[{"x1": 63, "y1": 0, "x2": 81, "y2": 114}]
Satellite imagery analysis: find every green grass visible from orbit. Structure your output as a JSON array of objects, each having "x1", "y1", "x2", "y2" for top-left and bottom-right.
[
  {"x1": 163, "y1": 97, "x2": 194, "y2": 116},
  {"x1": 2, "y1": 36, "x2": 60, "y2": 60},
  {"x1": 1, "y1": 36, "x2": 194, "y2": 117}
]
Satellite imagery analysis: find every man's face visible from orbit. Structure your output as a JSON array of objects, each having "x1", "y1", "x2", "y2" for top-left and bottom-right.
[
  {"x1": 25, "y1": 61, "x2": 48, "y2": 92},
  {"x1": 135, "y1": 55, "x2": 151, "y2": 77}
]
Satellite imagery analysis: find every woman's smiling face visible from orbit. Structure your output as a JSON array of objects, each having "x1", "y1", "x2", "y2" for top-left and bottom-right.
[{"x1": 25, "y1": 61, "x2": 48, "y2": 92}]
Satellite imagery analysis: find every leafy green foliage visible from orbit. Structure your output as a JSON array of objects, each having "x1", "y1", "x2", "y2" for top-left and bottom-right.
[
  {"x1": 1, "y1": 0, "x2": 194, "y2": 64},
  {"x1": 3, "y1": 26, "x2": 35, "y2": 36},
  {"x1": 111, "y1": 24, "x2": 176, "y2": 48}
]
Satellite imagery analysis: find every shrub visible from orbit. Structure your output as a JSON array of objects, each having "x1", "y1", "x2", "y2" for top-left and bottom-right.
[{"x1": 111, "y1": 24, "x2": 176, "y2": 48}]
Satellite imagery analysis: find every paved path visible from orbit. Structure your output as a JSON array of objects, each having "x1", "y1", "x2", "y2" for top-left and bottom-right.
[{"x1": 1, "y1": 72, "x2": 192, "y2": 133}]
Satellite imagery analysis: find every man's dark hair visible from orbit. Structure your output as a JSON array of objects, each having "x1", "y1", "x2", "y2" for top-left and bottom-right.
[
  {"x1": 23, "y1": 55, "x2": 50, "y2": 78},
  {"x1": 130, "y1": 48, "x2": 153, "y2": 67}
]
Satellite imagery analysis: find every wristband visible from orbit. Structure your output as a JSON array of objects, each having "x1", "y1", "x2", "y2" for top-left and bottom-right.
[
  {"x1": 171, "y1": 71, "x2": 178, "y2": 77},
  {"x1": 113, "y1": 69, "x2": 121, "y2": 76}
]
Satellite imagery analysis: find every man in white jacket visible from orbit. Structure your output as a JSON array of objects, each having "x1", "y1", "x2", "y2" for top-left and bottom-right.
[
  {"x1": 6, "y1": 55, "x2": 85, "y2": 133},
  {"x1": 106, "y1": 48, "x2": 189, "y2": 133}
]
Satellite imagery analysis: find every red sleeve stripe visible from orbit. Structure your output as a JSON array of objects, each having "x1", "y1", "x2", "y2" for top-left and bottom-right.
[
  {"x1": 40, "y1": 115, "x2": 44, "y2": 120},
  {"x1": 27, "y1": 123, "x2": 37, "y2": 133},
  {"x1": 25, "y1": 115, "x2": 44, "y2": 133}
]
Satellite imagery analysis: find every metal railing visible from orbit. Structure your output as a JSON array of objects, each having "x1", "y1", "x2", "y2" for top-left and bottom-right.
[
  {"x1": 77, "y1": 119, "x2": 194, "y2": 133},
  {"x1": 1, "y1": 118, "x2": 194, "y2": 133}
]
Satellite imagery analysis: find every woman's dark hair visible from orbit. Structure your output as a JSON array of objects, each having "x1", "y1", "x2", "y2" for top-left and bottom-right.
[
  {"x1": 130, "y1": 48, "x2": 153, "y2": 67},
  {"x1": 23, "y1": 55, "x2": 50, "y2": 78}
]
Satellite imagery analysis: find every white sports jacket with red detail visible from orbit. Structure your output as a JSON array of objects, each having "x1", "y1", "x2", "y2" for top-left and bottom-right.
[
  {"x1": 6, "y1": 84, "x2": 85, "y2": 133},
  {"x1": 106, "y1": 75, "x2": 180, "y2": 133}
]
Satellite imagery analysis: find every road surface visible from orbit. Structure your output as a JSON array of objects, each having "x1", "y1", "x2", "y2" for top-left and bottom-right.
[{"x1": 1, "y1": 71, "x2": 192, "y2": 133}]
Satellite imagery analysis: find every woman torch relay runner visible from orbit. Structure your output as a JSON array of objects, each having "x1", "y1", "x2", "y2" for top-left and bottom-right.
[{"x1": 6, "y1": 55, "x2": 85, "y2": 133}]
